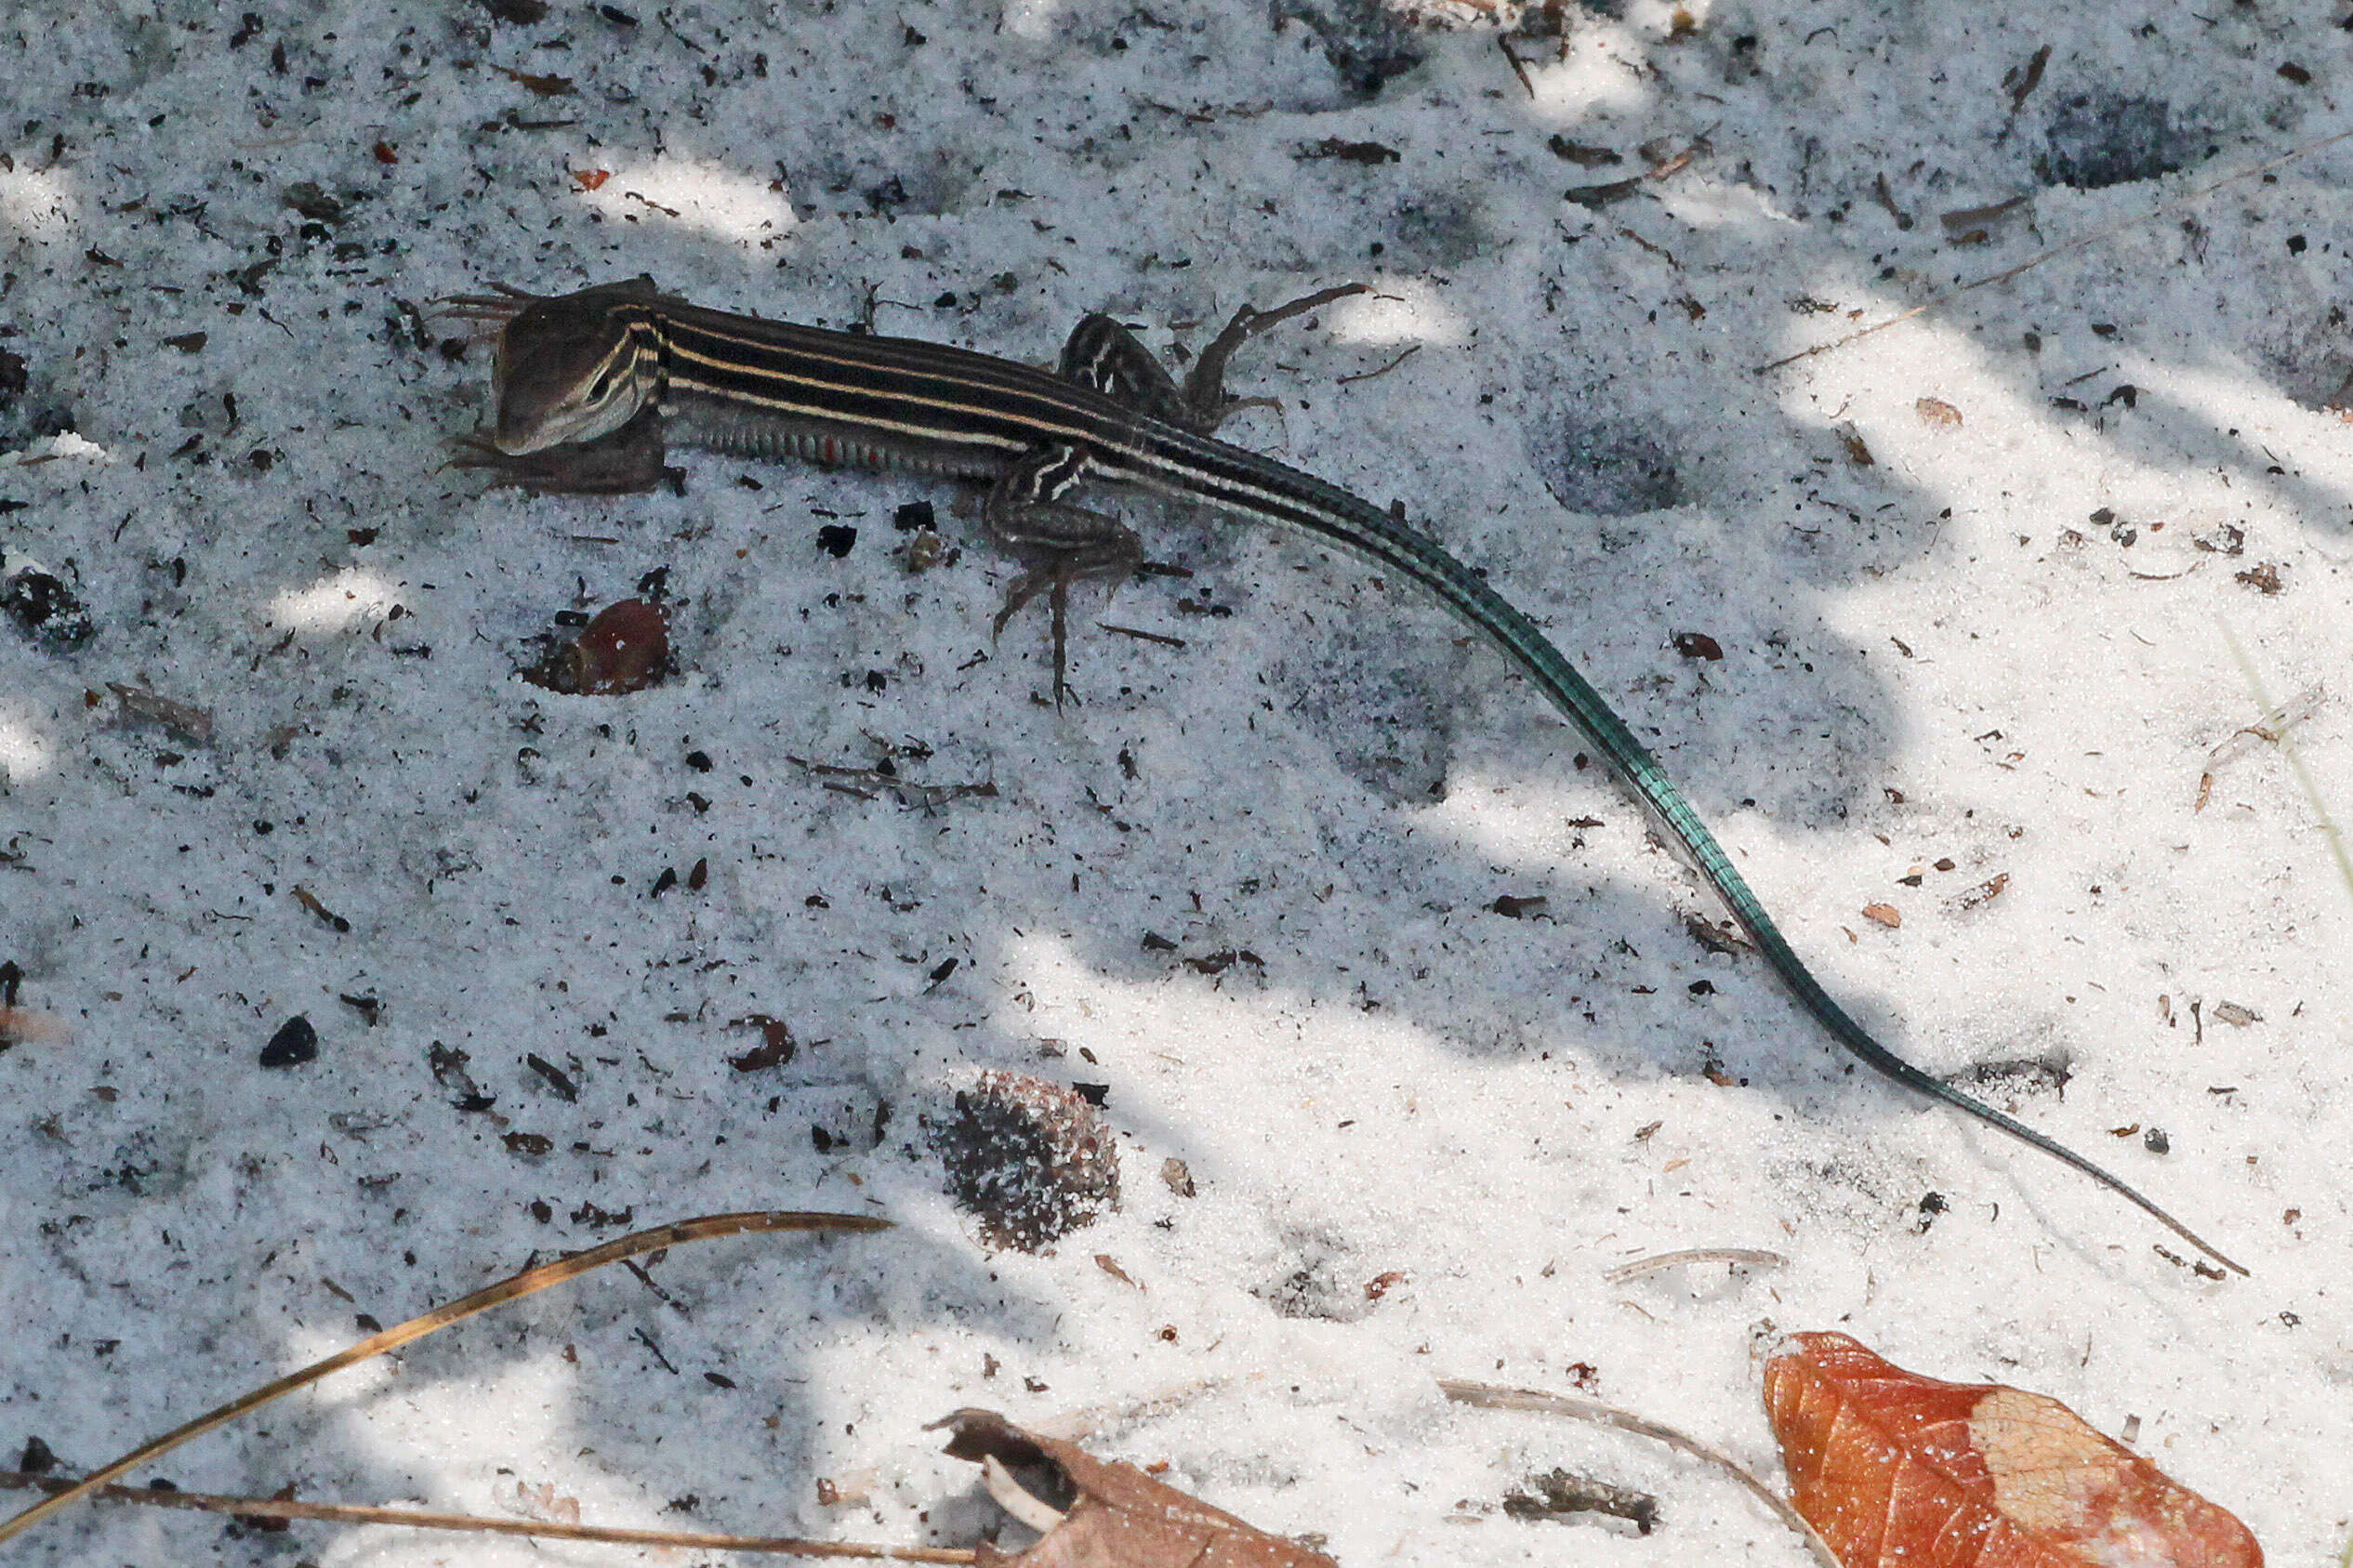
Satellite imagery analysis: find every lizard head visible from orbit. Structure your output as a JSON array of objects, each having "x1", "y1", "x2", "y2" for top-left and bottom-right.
[{"x1": 486, "y1": 277, "x2": 664, "y2": 455}]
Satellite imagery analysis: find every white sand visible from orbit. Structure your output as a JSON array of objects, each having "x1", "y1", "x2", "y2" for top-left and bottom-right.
[{"x1": 2, "y1": 1, "x2": 2345, "y2": 1561}]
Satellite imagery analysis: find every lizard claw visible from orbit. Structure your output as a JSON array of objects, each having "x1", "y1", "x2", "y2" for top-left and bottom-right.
[{"x1": 992, "y1": 565, "x2": 1078, "y2": 706}]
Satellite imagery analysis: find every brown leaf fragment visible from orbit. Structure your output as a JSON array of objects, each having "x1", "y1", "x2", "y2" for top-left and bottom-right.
[
  {"x1": 291, "y1": 884, "x2": 350, "y2": 932},
  {"x1": 2003, "y1": 45, "x2": 2052, "y2": 112},
  {"x1": 1093, "y1": 1254, "x2": 1141, "y2": 1289},
  {"x1": 1503, "y1": 1466, "x2": 1658, "y2": 1534},
  {"x1": 1836, "y1": 424, "x2": 1874, "y2": 466},
  {"x1": 282, "y1": 182, "x2": 346, "y2": 223},
  {"x1": 2232, "y1": 563, "x2": 2282, "y2": 595},
  {"x1": 1566, "y1": 176, "x2": 1644, "y2": 209},
  {"x1": 1684, "y1": 914, "x2": 1749, "y2": 955},
  {"x1": 1871, "y1": 172, "x2": 1914, "y2": 231},
  {"x1": 524, "y1": 1052, "x2": 577, "y2": 1100},
  {"x1": 1297, "y1": 137, "x2": 1397, "y2": 165},
  {"x1": 1546, "y1": 135, "x2": 1621, "y2": 167},
  {"x1": 1951, "y1": 872, "x2": 2010, "y2": 911},
  {"x1": 935, "y1": 1409, "x2": 1337, "y2": 1568},
  {"x1": 1861, "y1": 903, "x2": 1902, "y2": 929},
  {"x1": 492, "y1": 62, "x2": 575, "y2": 96},
  {"x1": 1765, "y1": 1331, "x2": 2261, "y2": 1568},
  {"x1": 727, "y1": 1015, "x2": 796, "y2": 1071},
  {"x1": 107, "y1": 682, "x2": 213, "y2": 745},
  {"x1": 1942, "y1": 195, "x2": 2029, "y2": 238},
  {"x1": 1916, "y1": 397, "x2": 1963, "y2": 427}
]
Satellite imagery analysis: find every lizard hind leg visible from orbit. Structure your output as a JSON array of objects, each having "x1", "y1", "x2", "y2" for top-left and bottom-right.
[{"x1": 1058, "y1": 283, "x2": 1372, "y2": 434}]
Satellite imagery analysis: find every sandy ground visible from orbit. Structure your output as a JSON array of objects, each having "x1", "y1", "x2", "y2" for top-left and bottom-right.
[{"x1": 2, "y1": 1, "x2": 2347, "y2": 1561}]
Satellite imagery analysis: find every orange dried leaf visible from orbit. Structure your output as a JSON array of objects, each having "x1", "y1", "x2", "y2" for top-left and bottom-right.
[
  {"x1": 571, "y1": 167, "x2": 611, "y2": 191},
  {"x1": 1764, "y1": 1331, "x2": 2261, "y2": 1568},
  {"x1": 937, "y1": 1409, "x2": 1335, "y2": 1568}
]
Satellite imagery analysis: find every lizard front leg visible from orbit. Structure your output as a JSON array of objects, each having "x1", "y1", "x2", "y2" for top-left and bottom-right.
[
  {"x1": 983, "y1": 441, "x2": 1141, "y2": 705},
  {"x1": 449, "y1": 404, "x2": 681, "y2": 495},
  {"x1": 990, "y1": 286, "x2": 1368, "y2": 700}
]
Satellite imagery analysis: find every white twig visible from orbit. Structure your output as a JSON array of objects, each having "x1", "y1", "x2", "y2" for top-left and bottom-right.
[{"x1": 1603, "y1": 1248, "x2": 1790, "y2": 1284}]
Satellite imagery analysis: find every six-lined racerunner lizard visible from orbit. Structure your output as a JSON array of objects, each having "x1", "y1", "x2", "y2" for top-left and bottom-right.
[{"x1": 444, "y1": 275, "x2": 2243, "y2": 1275}]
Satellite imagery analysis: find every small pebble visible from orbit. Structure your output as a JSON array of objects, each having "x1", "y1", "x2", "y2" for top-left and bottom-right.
[{"x1": 259, "y1": 1015, "x2": 319, "y2": 1068}]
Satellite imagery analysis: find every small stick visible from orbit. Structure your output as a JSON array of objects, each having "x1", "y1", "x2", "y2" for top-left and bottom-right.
[
  {"x1": 1098, "y1": 622, "x2": 1186, "y2": 650},
  {"x1": 1336, "y1": 345, "x2": 1421, "y2": 386},
  {"x1": 1497, "y1": 34, "x2": 1535, "y2": 99},
  {"x1": 786, "y1": 755, "x2": 998, "y2": 810},
  {"x1": 0, "y1": 1471, "x2": 971, "y2": 1561},
  {"x1": 1755, "y1": 126, "x2": 2353, "y2": 376},
  {"x1": 1440, "y1": 1378, "x2": 1839, "y2": 1568},
  {"x1": 2217, "y1": 623, "x2": 2351, "y2": 906},
  {"x1": 2197, "y1": 683, "x2": 2323, "y2": 811},
  {"x1": 0, "y1": 1210, "x2": 890, "y2": 1547}
]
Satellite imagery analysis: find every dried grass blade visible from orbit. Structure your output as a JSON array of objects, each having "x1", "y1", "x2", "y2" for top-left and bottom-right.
[
  {"x1": 0, "y1": 1209, "x2": 889, "y2": 1547},
  {"x1": 0, "y1": 1470, "x2": 968, "y2": 1560}
]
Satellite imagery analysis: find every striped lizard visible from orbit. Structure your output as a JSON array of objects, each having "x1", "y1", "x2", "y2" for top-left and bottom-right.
[{"x1": 444, "y1": 275, "x2": 2242, "y2": 1275}]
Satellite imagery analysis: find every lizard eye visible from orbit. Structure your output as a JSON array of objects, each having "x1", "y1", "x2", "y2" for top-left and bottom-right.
[{"x1": 588, "y1": 371, "x2": 615, "y2": 402}]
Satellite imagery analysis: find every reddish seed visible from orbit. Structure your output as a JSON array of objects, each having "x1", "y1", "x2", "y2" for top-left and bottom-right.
[{"x1": 571, "y1": 599, "x2": 669, "y2": 693}]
